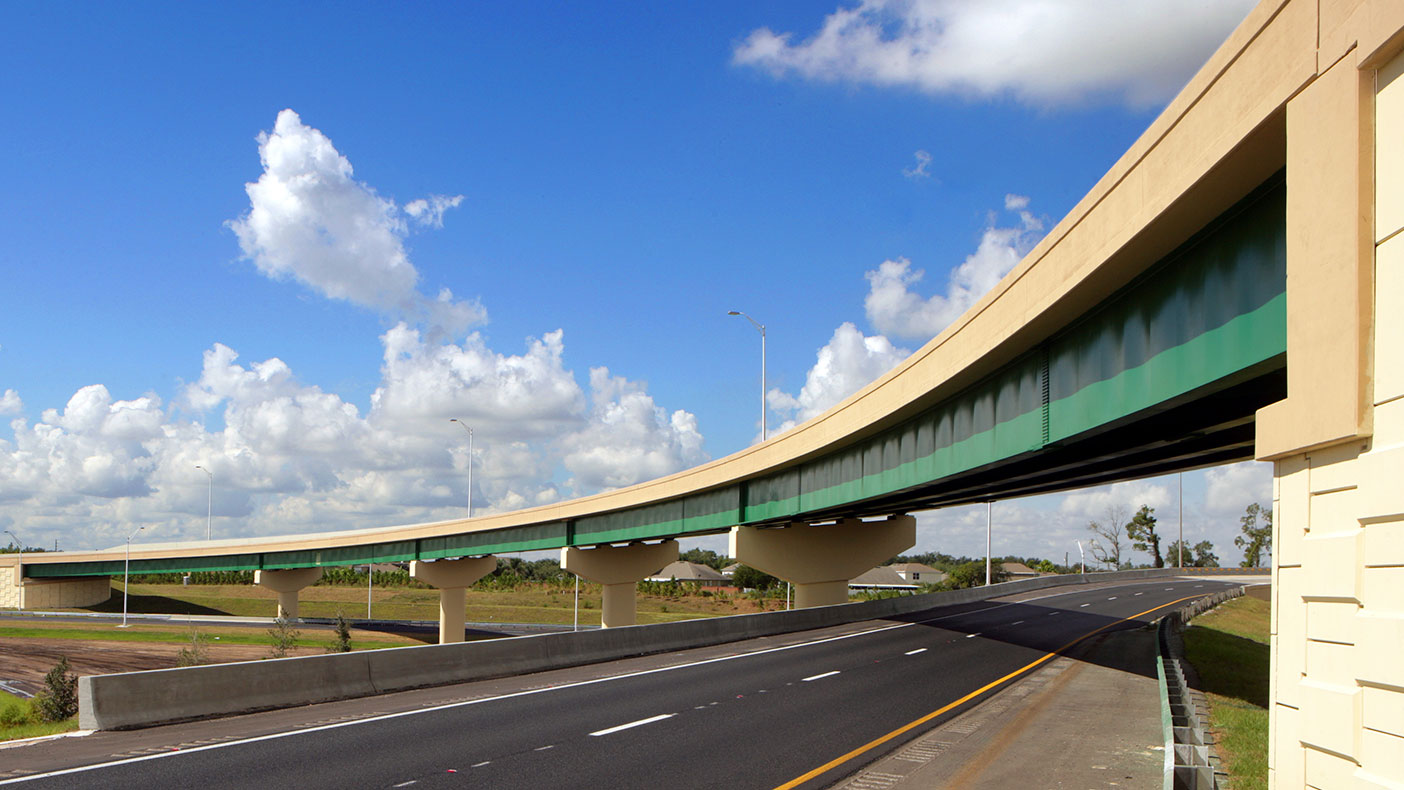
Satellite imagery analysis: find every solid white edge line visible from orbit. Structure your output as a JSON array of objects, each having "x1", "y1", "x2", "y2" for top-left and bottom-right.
[
  {"x1": 802, "y1": 671, "x2": 840, "y2": 682},
  {"x1": 589, "y1": 713, "x2": 676, "y2": 737},
  {"x1": 0, "y1": 581, "x2": 1211, "y2": 785}
]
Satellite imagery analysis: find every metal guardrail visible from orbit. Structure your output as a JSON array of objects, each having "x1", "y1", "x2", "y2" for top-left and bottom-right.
[{"x1": 1156, "y1": 586, "x2": 1244, "y2": 790}]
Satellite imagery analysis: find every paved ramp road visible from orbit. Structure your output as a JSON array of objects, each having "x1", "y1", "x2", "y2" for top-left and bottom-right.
[{"x1": 3, "y1": 579, "x2": 1235, "y2": 790}]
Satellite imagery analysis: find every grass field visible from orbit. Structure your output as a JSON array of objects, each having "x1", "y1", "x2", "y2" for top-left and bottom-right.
[
  {"x1": 1183, "y1": 593, "x2": 1270, "y2": 790},
  {"x1": 0, "y1": 620, "x2": 428, "y2": 650},
  {"x1": 86, "y1": 580, "x2": 780, "y2": 626}
]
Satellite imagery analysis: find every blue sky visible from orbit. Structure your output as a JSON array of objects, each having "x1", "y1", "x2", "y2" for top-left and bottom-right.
[{"x1": 0, "y1": 1, "x2": 1270, "y2": 565}]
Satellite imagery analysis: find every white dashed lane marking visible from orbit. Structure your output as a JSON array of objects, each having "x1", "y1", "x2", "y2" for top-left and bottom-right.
[
  {"x1": 802, "y1": 671, "x2": 840, "y2": 682},
  {"x1": 589, "y1": 714, "x2": 677, "y2": 737},
  {"x1": 905, "y1": 648, "x2": 927, "y2": 655}
]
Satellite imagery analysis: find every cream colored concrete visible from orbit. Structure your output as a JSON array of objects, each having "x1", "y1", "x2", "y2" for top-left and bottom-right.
[
  {"x1": 0, "y1": 558, "x2": 18, "y2": 609},
  {"x1": 1265, "y1": 40, "x2": 1404, "y2": 789},
  {"x1": 560, "y1": 541, "x2": 678, "y2": 628},
  {"x1": 410, "y1": 556, "x2": 497, "y2": 644},
  {"x1": 0, "y1": 569, "x2": 109, "y2": 610},
  {"x1": 729, "y1": 516, "x2": 915, "y2": 608},
  {"x1": 1256, "y1": 52, "x2": 1374, "y2": 460},
  {"x1": 254, "y1": 567, "x2": 323, "y2": 620}
]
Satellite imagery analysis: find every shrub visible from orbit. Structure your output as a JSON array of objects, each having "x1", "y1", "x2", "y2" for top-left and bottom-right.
[
  {"x1": 267, "y1": 616, "x2": 301, "y2": 658},
  {"x1": 0, "y1": 699, "x2": 33, "y2": 728},
  {"x1": 34, "y1": 657, "x2": 78, "y2": 722},
  {"x1": 329, "y1": 612, "x2": 352, "y2": 653},
  {"x1": 175, "y1": 627, "x2": 212, "y2": 667}
]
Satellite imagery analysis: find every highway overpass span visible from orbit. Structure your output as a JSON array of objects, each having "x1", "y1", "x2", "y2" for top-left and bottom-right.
[{"x1": 4, "y1": 3, "x2": 1403, "y2": 786}]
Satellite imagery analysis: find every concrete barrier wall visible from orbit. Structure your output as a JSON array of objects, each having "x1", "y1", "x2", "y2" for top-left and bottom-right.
[{"x1": 79, "y1": 567, "x2": 1212, "y2": 730}]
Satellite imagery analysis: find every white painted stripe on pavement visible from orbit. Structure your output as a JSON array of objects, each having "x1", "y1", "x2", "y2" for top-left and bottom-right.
[
  {"x1": 965, "y1": 633, "x2": 981, "y2": 639},
  {"x1": 589, "y1": 713, "x2": 676, "y2": 736},
  {"x1": 1080, "y1": 603, "x2": 1091, "y2": 607},
  {"x1": 802, "y1": 671, "x2": 840, "y2": 682},
  {"x1": 1108, "y1": 596, "x2": 1117, "y2": 600},
  {"x1": 905, "y1": 648, "x2": 927, "y2": 655}
]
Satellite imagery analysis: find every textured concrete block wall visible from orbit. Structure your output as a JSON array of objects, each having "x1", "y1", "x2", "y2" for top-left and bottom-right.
[
  {"x1": 0, "y1": 561, "x2": 19, "y2": 609},
  {"x1": 1269, "y1": 45, "x2": 1404, "y2": 790}
]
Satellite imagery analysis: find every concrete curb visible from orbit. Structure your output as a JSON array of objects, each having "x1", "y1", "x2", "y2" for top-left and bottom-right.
[
  {"x1": 1155, "y1": 586, "x2": 1245, "y2": 789},
  {"x1": 79, "y1": 567, "x2": 1206, "y2": 730}
]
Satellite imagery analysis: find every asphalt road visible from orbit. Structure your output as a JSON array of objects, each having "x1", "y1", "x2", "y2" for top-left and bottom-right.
[{"x1": 2, "y1": 578, "x2": 1238, "y2": 790}]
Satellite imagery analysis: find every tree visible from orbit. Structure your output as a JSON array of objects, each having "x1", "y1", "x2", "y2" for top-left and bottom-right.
[
  {"x1": 1125, "y1": 505, "x2": 1163, "y2": 568},
  {"x1": 1087, "y1": 505, "x2": 1129, "y2": 570},
  {"x1": 1165, "y1": 539, "x2": 1220, "y2": 568},
  {"x1": 34, "y1": 657, "x2": 78, "y2": 722},
  {"x1": 1235, "y1": 503, "x2": 1273, "y2": 567},
  {"x1": 945, "y1": 561, "x2": 1009, "y2": 589},
  {"x1": 679, "y1": 547, "x2": 727, "y2": 571},
  {"x1": 730, "y1": 564, "x2": 780, "y2": 591}
]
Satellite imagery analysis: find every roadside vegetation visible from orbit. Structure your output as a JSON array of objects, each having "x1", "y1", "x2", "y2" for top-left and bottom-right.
[
  {"x1": 1182, "y1": 591, "x2": 1270, "y2": 790},
  {"x1": 1, "y1": 657, "x2": 82, "y2": 743}
]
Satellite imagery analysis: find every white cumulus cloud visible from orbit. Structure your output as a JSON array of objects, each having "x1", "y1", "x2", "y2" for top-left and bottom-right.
[
  {"x1": 733, "y1": 0, "x2": 1256, "y2": 108},
  {"x1": 562, "y1": 368, "x2": 707, "y2": 492},
  {"x1": 0, "y1": 389, "x2": 22, "y2": 416},
  {"x1": 228, "y1": 109, "x2": 482, "y2": 334},
  {"x1": 768, "y1": 322, "x2": 909, "y2": 436},
  {"x1": 864, "y1": 197, "x2": 1043, "y2": 341}
]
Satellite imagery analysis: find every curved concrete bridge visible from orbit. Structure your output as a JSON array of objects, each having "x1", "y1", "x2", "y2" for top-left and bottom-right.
[{"x1": 4, "y1": 4, "x2": 1402, "y2": 785}]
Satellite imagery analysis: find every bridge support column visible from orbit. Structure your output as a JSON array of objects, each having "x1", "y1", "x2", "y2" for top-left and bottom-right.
[
  {"x1": 561, "y1": 540, "x2": 678, "y2": 628},
  {"x1": 254, "y1": 567, "x2": 323, "y2": 620},
  {"x1": 729, "y1": 515, "x2": 916, "y2": 608},
  {"x1": 410, "y1": 556, "x2": 498, "y2": 644}
]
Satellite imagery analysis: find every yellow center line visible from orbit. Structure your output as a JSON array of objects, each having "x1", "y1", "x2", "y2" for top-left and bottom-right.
[{"x1": 772, "y1": 593, "x2": 1205, "y2": 790}]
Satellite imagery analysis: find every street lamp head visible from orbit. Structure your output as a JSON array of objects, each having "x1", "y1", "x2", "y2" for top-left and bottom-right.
[{"x1": 727, "y1": 310, "x2": 740, "y2": 315}]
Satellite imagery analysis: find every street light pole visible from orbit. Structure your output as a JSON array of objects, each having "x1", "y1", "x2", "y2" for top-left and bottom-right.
[
  {"x1": 728, "y1": 311, "x2": 767, "y2": 442},
  {"x1": 985, "y1": 501, "x2": 993, "y2": 586},
  {"x1": 450, "y1": 419, "x2": 474, "y2": 518},
  {"x1": 120, "y1": 525, "x2": 145, "y2": 628},
  {"x1": 195, "y1": 465, "x2": 212, "y2": 540},
  {"x1": 1177, "y1": 472, "x2": 1184, "y2": 569},
  {"x1": 4, "y1": 529, "x2": 23, "y2": 607}
]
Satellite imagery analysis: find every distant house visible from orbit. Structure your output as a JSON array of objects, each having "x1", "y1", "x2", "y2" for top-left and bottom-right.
[
  {"x1": 720, "y1": 563, "x2": 741, "y2": 578},
  {"x1": 889, "y1": 563, "x2": 946, "y2": 584},
  {"x1": 848, "y1": 566, "x2": 918, "y2": 590},
  {"x1": 648, "y1": 560, "x2": 728, "y2": 587},
  {"x1": 1000, "y1": 562, "x2": 1040, "y2": 578}
]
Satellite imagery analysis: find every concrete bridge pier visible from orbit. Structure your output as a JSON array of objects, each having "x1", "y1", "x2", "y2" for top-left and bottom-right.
[
  {"x1": 254, "y1": 567, "x2": 323, "y2": 620},
  {"x1": 730, "y1": 515, "x2": 916, "y2": 608},
  {"x1": 561, "y1": 540, "x2": 678, "y2": 628},
  {"x1": 409, "y1": 556, "x2": 498, "y2": 644}
]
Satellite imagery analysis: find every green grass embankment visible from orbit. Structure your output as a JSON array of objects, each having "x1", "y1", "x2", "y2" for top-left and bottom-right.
[
  {"x1": 85, "y1": 581, "x2": 778, "y2": 626},
  {"x1": 1182, "y1": 591, "x2": 1270, "y2": 790}
]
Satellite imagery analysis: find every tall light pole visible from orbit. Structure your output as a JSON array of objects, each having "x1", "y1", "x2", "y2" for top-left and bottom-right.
[
  {"x1": 1177, "y1": 471, "x2": 1184, "y2": 569},
  {"x1": 120, "y1": 525, "x2": 145, "y2": 628},
  {"x1": 4, "y1": 529, "x2": 23, "y2": 607},
  {"x1": 728, "y1": 311, "x2": 767, "y2": 442},
  {"x1": 985, "y1": 501, "x2": 993, "y2": 586},
  {"x1": 194, "y1": 465, "x2": 212, "y2": 541},
  {"x1": 450, "y1": 419, "x2": 474, "y2": 518}
]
